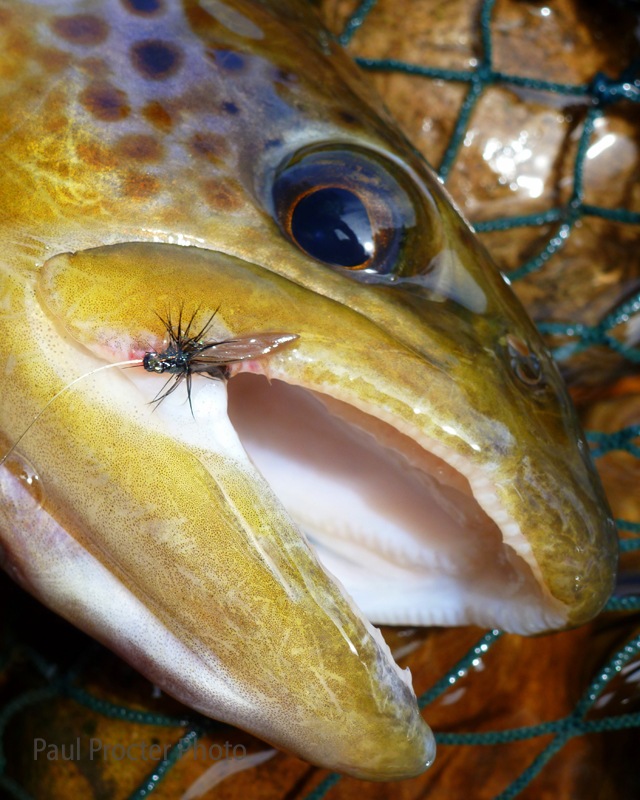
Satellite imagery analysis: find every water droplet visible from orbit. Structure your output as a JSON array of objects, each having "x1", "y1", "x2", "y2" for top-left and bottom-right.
[{"x1": 1, "y1": 451, "x2": 44, "y2": 510}]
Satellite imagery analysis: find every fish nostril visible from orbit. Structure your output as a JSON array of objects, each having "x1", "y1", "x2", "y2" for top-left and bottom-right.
[{"x1": 506, "y1": 333, "x2": 544, "y2": 387}]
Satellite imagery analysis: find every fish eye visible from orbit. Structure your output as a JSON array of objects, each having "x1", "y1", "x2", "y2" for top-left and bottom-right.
[
  {"x1": 271, "y1": 144, "x2": 441, "y2": 278},
  {"x1": 506, "y1": 334, "x2": 545, "y2": 388}
]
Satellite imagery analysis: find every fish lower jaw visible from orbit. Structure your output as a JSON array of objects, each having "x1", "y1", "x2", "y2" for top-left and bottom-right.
[{"x1": 227, "y1": 373, "x2": 569, "y2": 636}]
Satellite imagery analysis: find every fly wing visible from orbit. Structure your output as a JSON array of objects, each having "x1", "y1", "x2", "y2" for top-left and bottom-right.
[{"x1": 192, "y1": 332, "x2": 298, "y2": 368}]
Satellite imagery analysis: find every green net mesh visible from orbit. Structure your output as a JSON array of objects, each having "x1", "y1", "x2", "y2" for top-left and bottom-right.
[{"x1": 1, "y1": 0, "x2": 639, "y2": 798}]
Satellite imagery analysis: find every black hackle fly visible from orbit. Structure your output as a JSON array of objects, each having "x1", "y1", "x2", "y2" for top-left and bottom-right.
[{"x1": 142, "y1": 308, "x2": 298, "y2": 411}]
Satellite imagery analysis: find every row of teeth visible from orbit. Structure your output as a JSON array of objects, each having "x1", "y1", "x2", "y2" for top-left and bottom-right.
[{"x1": 297, "y1": 508, "x2": 480, "y2": 576}]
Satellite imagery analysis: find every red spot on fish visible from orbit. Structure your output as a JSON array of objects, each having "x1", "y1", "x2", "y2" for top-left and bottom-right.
[
  {"x1": 52, "y1": 15, "x2": 109, "y2": 46},
  {"x1": 142, "y1": 101, "x2": 173, "y2": 131},
  {"x1": 122, "y1": 172, "x2": 160, "y2": 198},
  {"x1": 189, "y1": 132, "x2": 228, "y2": 163},
  {"x1": 201, "y1": 179, "x2": 243, "y2": 211},
  {"x1": 116, "y1": 134, "x2": 162, "y2": 162},
  {"x1": 76, "y1": 140, "x2": 117, "y2": 169},
  {"x1": 36, "y1": 47, "x2": 71, "y2": 74},
  {"x1": 80, "y1": 81, "x2": 130, "y2": 121}
]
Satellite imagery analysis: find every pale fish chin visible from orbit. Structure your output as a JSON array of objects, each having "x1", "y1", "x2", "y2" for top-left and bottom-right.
[{"x1": 226, "y1": 373, "x2": 569, "y2": 635}]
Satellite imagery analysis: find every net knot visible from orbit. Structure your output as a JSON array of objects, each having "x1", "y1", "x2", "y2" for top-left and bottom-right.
[
  {"x1": 473, "y1": 63, "x2": 493, "y2": 83},
  {"x1": 590, "y1": 71, "x2": 640, "y2": 105}
]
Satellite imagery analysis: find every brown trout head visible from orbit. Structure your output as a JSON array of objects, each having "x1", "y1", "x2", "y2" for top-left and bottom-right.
[{"x1": 0, "y1": 0, "x2": 616, "y2": 779}]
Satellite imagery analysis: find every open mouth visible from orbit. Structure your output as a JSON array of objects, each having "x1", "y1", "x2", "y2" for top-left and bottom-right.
[
  {"x1": 226, "y1": 372, "x2": 568, "y2": 635},
  {"x1": 33, "y1": 240, "x2": 577, "y2": 638}
]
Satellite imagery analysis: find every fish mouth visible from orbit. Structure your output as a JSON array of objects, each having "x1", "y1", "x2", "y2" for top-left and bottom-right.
[
  {"x1": 226, "y1": 373, "x2": 567, "y2": 635},
  {"x1": 34, "y1": 239, "x2": 614, "y2": 642}
]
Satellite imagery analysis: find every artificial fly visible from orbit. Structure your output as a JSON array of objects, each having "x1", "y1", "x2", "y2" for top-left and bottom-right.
[
  {"x1": 143, "y1": 307, "x2": 298, "y2": 412},
  {"x1": 0, "y1": 307, "x2": 298, "y2": 468}
]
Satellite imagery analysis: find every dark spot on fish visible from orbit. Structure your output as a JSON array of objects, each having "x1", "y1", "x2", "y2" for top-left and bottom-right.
[
  {"x1": 189, "y1": 132, "x2": 228, "y2": 163},
  {"x1": 122, "y1": 171, "x2": 160, "y2": 198},
  {"x1": 273, "y1": 80, "x2": 300, "y2": 106},
  {"x1": 210, "y1": 49, "x2": 246, "y2": 71},
  {"x1": 201, "y1": 179, "x2": 243, "y2": 211},
  {"x1": 116, "y1": 134, "x2": 162, "y2": 162},
  {"x1": 274, "y1": 68, "x2": 297, "y2": 84},
  {"x1": 221, "y1": 101, "x2": 239, "y2": 115},
  {"x1": 52, "y1": 14, "x2": 109, "y2": 46},
  {"x1": 131, "y1": 40, "x2": 183, "y2": 80},
  {"x1": 121, "y1": 0, "x2": 164, "y2": 14},
  {"x1": 265, "y1": 139, "x2": 281, "y2": 149},
  {"x1": 338, "y1": 110, "x2": 358, "y2": 127},
  {"x1": 142, "y1": 101, "x2": 173, "y2": 131},
  {"x1": 80, "y1": 81, "x2": 130, "y2": 121}
]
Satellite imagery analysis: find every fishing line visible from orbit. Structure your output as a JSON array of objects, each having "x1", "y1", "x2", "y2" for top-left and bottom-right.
[
  {"x1": 0, "y1": 359, "x2": 144, "y2": 469},
  {"x1": 0, "y1": 308, "x2": 211, "y2": 468}
]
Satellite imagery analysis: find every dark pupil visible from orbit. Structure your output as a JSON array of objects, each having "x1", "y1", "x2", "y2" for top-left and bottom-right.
[{"x1": 290, "y1": 187, "x2": 373, "y2": 268}]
